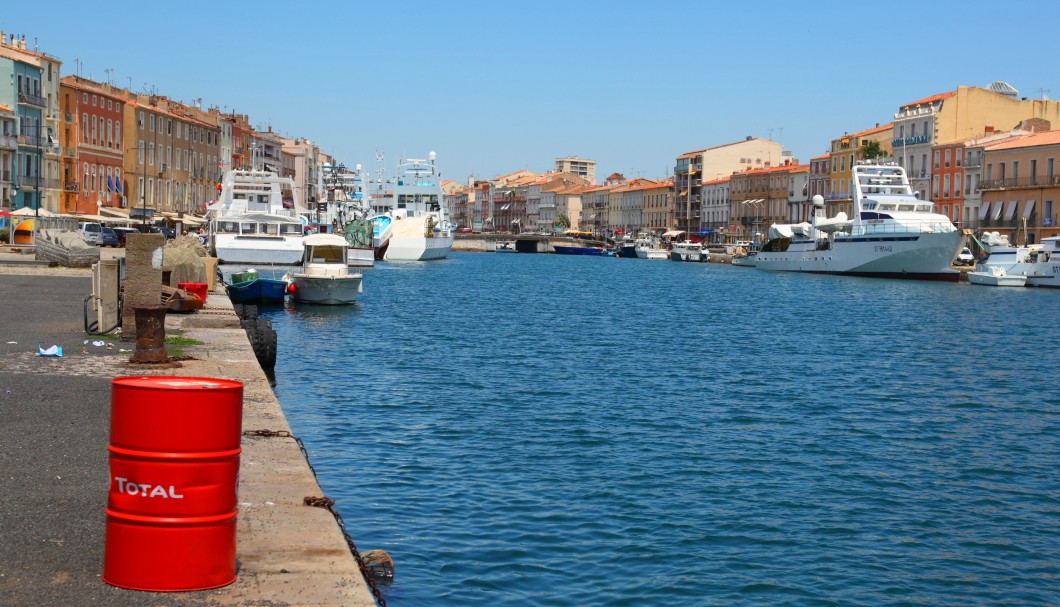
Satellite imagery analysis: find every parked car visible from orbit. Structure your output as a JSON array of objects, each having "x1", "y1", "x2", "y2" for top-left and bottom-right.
[
  {"x1": 99, "y1": 227, "x2": 121, "y2": 248},
  {"x1": 955, "y1": 247, "x2": 975, "y2": 266},
  {"x1": 112, "y1": 227, "x2": 142, "y2": 248},
  {"x1": 78, "y1": 221, "x2": 103, "y2": 245}
]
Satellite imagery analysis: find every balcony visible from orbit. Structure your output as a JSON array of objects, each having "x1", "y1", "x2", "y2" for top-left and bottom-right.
[
  {"x1": 63, "y1": 147, "x2": 77, "y2": 158},
  {"x1": 64, "y1": 182, "x2": 79, "y2": 192},
  {"x1": 16, "y1": 175, "x2": 62, "y2": 189},
  {"x1": 979, "y1": 175, "x2": 1060, "y2": 190},
  {"x1": 0, "y1": 133, "x2": 16, "y2": 150},
  {"x1": 18, "y1": 91, "x2": 47, "y2": 108}
]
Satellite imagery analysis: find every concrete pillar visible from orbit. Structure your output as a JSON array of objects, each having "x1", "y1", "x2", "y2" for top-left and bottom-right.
[{"x1": 121, "y1": 234, "x2": 165, "y2": 340}]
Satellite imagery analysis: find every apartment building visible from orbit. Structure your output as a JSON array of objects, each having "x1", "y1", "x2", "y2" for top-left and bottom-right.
[
  {"x1": 59, "y1": 76, "x2": 126, "y2": 214},
  {"x1": 700, "y1": 177, "x2": 729, "y2": 237},
  {"x1": 728, "y1": 160, "x2": 808, "y2": 243},
  {"x1": 674, "y1": 137, "x2": 784, "y2": 235},
  {"x1": 978, "y1": 129, "x2": 1060, "y2": 242},
  {"x1": 0, "y1": 33, "x2": 62, "y2": 213},
  {"x1": 807, "y1": 153, "x2": 830, "y2": 221},
  {"x1": 554, "y1": 156, "x2": 596, "y2": 185},
  {"x1": 893, "y1": 82, "x2": 1060, "y2": 200}
]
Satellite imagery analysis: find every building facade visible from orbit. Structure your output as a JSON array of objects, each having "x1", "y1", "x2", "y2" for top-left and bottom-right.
[
  {"x1": 978, "y1": 129, "x2": 1060, "y2": 243},
  {"x1": 59, "y1": 76, "x2": 126, "y2": 214},
  {"x1": 554, "y1": 156, "x2": 596, "y2": 185}
]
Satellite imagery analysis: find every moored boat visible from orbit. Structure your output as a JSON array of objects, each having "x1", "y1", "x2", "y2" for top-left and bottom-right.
[
  {"x1": 669, "y1": 240, "x2": 705, "y2": 262},
  {"x1": 284, "y1": 234, "x2": 364, "y2": 305},
  {"x1": 635, "y1": 237, "x2": 669, "y2": 260},
  {"x1": 977, "y1": 232, "x2": 1059, "y2": 288},
  {"x1": 553, "y1": 245, "x2": 604, "y2": 255},
  {"x1": 755, "y1": 161, "x2": 965, "y2": 281},
  {"x1": 369, "y1": 153, "x2": 454, "y2": 261},
  {"x1": 967, "y1": 265, "x2": 1028, "y2": 287},
  {"x1": 206, "y1": 169, "x2": 310, "y2": 265},
  {"x1": 225, "y1": 269, "x2": 289, "y2": 304}
]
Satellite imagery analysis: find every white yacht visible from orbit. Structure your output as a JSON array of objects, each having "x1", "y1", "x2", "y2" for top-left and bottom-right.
[
  {"x1": 206, "y1": 169, "x2": 310, "y2": 265},
  {"x1": 369, "y1": 153, "x2": 454, "y2": 261},
  {"x1": 977, "y1": 232, "x2": 1059, "y2": 288},
  {"x1": 755, "y1": 162, "x2": 965, "y2": 281},
  {"x1": 669, "y1": 240, "x2": 706, "y2": 262}
]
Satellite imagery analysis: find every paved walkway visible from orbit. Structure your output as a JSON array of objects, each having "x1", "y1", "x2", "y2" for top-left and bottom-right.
[{"x1": 0, "y1": 258, "x2": 376, "y2": 606}]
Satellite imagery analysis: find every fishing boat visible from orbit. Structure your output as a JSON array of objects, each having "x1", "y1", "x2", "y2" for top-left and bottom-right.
[
  {"x1": 967, "y1": 265, "x2": 1028, "y2": 287},
  {"x1": 731, "y1": 251, "x2": 758, "y2": 267},
  {"x1": 977, "y1": 232, "x2": 1059, "y2": 288},
  {"x1": 635, "y1": 237, "x2": 669, "y2": 260},
  {"x1": 324, "y1": 163, "x2": 375, "y2": 267},
  {"x1": 284, "y1": 234, "x2": 363, "y2": 305},
  {"x1": 755, "y1": 161, "x2": 965, "y2": 281},
  {"x1": 669, "y1": 241, "x2": 706, "y2": 262},
  {"x1": 206, "y1": 169, "x2": 310, "y2": 265},
  {"x1": 369, "y1": 153, "x2": 454, "y2": 261},
  {"x1": 225, "y1": 269, "x2": 290, "y2": 304}
]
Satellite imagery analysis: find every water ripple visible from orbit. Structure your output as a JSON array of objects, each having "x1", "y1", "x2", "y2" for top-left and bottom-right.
[{"x1": 262, "y1": 254, "x2": 1060, "y2": 606}]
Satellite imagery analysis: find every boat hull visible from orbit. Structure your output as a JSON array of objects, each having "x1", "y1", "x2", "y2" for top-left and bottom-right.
[
  {"x1": 755, "y1": 231, "x2": 964, "y2": 281},
  {"x1": 968, "y1": 271, "x2": 1027, "y2": 287},
  {"x1": 291, "y1": 275, "x2": 362, "y2": 305},
  {"x1": 347, "y1": 247, "x2": 375, "y2": 267},
  {"x1": 377, "y1": 215, "x2": 453, "y2": 261},
  {"x1": 553, "y1": 245, "x2": 603, "y2": 255},
  {"x1": 225, "y1": 278, "x2": 289, "y2": 304}
]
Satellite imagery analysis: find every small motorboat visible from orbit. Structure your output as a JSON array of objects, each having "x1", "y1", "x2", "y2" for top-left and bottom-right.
[
  {"x1": 284, "y1": 234, "x2": 364, "y2": 304},
  {"x1": 225, "y1": 269, "x2": 289, "y2": 304},
  {"x1": 967, "y1": 265, "x2": 1027, "y2": 288}
]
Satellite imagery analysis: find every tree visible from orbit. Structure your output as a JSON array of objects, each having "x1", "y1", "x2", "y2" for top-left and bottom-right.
[
  {"x1": 860, "y1": 140, "x2": 884, "y2": 160},
  {"x1": 554, "y1": 213, "x2": 571, "y2": 229}
]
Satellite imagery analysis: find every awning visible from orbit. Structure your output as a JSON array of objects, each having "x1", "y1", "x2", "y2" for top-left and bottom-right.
[
  {"x1": 130, "y1": 207, "x2": 155, "y2": 219},
  {"x1": 1004, "y1": 200, "x2": 1018, "y2": 221},
  {"x1": 500, "y1": 203, "x2": 511, "y2": 211},
  {"x1": 697, "y1": 230, "x2": 714, "y2": 236},
  {"x1": 991, "y1": 203, "x2": 1004, "y2": 221},
  {"x1": 1022, "y1": 199, "x2": 1035, "y2": 219},
  {"x1": 99, "y1": 206, "x2": 130, "y2": 218},
  {"x1": 978, "y1": 202, "x2": 991, "y2": 220},
  {"x1": 662, "y1": 230, "x2": 685, "y2": 237}
]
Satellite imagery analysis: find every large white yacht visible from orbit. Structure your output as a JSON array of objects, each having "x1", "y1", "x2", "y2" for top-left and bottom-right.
[
  {"x1": 369, "y1": 152, "x2": 454, "y2": 261},
  {"x1": 755, "y1": 161, "x2": 965, "y2": 281},
  {"x1": 206, "y1": 169, "x2": 311, "y2": 265}
]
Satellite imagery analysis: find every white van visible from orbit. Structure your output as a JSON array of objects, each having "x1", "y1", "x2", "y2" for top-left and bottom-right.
[{"x1": 78, "y1": 222, "x2": 103, "y2": 245}]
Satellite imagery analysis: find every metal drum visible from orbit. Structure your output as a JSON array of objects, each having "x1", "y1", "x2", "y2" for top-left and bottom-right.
[{"x1": 103, "y1": 376, "x2": 243, "y2": 591}]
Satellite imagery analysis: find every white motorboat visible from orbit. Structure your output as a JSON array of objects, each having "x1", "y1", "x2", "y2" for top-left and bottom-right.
[
  {"x1": 635, "y1": 237, "x2": 669, "y2": 260},
  {"x1": 206, "y1": 169, "x2": 310, "y2": 265},
  {"x1": 967, "y1": 265, "x2": 1027, "y2": 287},
  {"x1": 284, "y1": 234, "x2": 364, "y2": 305},
  {"x1": 755, "y1": 161, "x2": 965, "y2": 281},
  {"x1": 369, "y1": 153, "x2": 454, "y2": 261},
  {"x1": 669, "y1": 241, "x2": 706, "y2": 262},
  {"x1": 494, "y1": 240, "x2": 516, "y2": 252},
  {"x1": 977, "y1": 232, "x2": 1059, "y2": 288}
]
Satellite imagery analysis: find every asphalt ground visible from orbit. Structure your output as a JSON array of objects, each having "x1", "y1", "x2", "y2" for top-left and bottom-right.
[{"x1": 0, "y1": 273, "x2": 202, "y2": 606}]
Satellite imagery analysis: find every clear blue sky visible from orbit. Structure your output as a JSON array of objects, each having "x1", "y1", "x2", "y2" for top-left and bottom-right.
[{"x1": 4, "y1": 1, "x2": 1059, "y2": 183}]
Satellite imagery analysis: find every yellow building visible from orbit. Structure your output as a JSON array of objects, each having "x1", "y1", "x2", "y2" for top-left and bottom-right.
[{"x1": 826, "y1": 123, "x2": 893, "y2": 217}]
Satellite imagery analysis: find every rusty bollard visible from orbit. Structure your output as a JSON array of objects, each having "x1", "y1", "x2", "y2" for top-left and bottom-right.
[{"x1": 131, "y1": 305, "x2": 169, "y2": 363}]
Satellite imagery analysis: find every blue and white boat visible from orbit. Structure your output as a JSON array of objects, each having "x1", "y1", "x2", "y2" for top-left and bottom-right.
[
  {"x1": 369, "y1": 153, "x2": 454, "y2": 261},
  {"x1": 225, "y1": 269, "x2": 289, "y2": 304}
]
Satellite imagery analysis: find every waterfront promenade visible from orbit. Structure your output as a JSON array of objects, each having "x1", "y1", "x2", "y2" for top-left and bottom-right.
[{"x1": 0, "y1": 249, "x2": 375, "y2": 606}]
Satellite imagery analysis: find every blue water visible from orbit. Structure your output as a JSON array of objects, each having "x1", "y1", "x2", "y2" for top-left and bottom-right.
[{"x1": 259, "y1": 253, "x2": 1060, "y2": 606}]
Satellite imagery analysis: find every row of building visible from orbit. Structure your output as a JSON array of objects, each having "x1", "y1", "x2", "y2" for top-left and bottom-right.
[
  {"x1": 0, "y1": 32, "x2": 334, "y2": 222},
  {"x1": 446, "y1": 82, "x2": 1060, "y2": 245}
]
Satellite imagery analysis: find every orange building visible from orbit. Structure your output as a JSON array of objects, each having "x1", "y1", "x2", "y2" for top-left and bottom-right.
[
  {"x1": 979, "y1": 129, "x2": 1060, "y2": 242},
  {"x1": 59, "y1": 76, "x2": 126, "y2": 214}
]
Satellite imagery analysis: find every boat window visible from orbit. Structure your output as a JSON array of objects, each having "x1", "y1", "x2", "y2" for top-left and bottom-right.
[
  {"x1": 898, "y1": 204, "x2": 915, "y2": 212},
  {"x1": 311, "y1": 246, "x2": 344, "y2": 263},
  {"x1": 281, "y1": 224, "x2": 301, "y2": 235},
  {"x1": 240, "y1": 223, "x2": 258, "y2": 234},
  {"x1": 261, "y1": 223, "x2": 278, "y2": 235},
  {"x1": 878, "y1": 203, "x2": 896, "y2": 211},
  {"x1": 916, "y1": 204, "x2": 932, "y2": 212},
  {"x1": 863, "y1": 201, "x2": 877, "y2": 210},
  {"x1": 218, "y1": 221, "x2": 238, "y2": 233}
]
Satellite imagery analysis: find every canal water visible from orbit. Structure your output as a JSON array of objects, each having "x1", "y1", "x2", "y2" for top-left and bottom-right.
[{"x1": 257, "y1": 253, "x2": 1059, "y2": 607}]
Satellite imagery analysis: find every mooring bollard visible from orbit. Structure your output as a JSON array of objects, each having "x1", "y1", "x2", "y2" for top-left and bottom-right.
[{"x1": 131, "y1": 304, "x2": 168, "y2": 363}]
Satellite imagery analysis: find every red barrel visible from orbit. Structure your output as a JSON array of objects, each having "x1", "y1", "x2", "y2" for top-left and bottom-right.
[
  {"x1": 178, "y1": 282, "x2": 208, "y2": 303},
  {"x1": 104, "y1": 376, "x2": 243, "y2": 591}
]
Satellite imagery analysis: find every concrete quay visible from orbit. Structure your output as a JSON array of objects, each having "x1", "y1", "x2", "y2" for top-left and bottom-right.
[{"x1": 0, "y1": 253, "x2": 376, "y2": 606}]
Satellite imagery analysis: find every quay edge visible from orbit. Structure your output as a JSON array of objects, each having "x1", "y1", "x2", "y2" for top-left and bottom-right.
[{"x1": 0, "y1": 256, "x2": 377, "y2": 607}]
